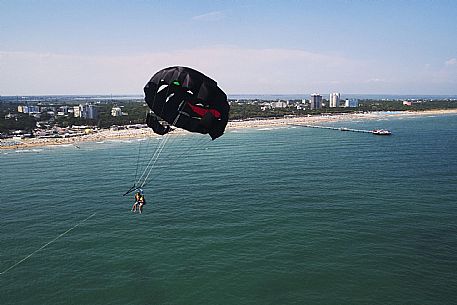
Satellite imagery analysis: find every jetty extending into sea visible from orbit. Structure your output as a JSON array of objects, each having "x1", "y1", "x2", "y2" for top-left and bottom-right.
[{"x1": 289, "y1": 124, "x2": 391, "y2": 135}]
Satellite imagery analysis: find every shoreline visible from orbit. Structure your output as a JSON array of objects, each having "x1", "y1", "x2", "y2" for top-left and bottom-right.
[{"x1": 2, "y1": 109, "x2": 457, "y2": 150}]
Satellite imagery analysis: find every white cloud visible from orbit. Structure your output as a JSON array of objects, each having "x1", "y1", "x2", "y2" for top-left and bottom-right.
[
  {"x1": 1, "y1": 47, "x2": 456, "y2": 95},
  {"x1": 364, "y1": 78, "x2": 387, "y2": 83},
  {"x1": 445, "y1": 58, "x2": 457, "y2": 66},
  {"x1": 0, "y1": 47, "x2": 362, "y2": 95},
  {"x1": 191, "y1": 11, "x2": 225, "y2": 21}
]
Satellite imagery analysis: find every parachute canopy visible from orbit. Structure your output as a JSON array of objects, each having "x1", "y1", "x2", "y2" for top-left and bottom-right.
[{"x1": 144, "y1": 66, "x2": 230, "y2": 140}]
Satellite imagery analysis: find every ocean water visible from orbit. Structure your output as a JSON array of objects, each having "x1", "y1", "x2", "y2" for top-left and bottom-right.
[{"x1": 1, "y1": 114, "x2": 456, "y2": 305}]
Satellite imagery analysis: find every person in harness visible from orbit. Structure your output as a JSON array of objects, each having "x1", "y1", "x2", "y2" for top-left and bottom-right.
[{"x1": 132, "y1": 189, "x2": 146, "y2": 213}]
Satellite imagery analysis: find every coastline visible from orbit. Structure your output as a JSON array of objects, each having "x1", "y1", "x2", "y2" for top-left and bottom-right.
[{"x1": 2, "y1": 109, "x2": 457, "y2": 150}]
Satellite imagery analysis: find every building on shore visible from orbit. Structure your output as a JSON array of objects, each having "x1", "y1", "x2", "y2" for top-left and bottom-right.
[
  {"x1": 111, "y1": 107, "x2": 123, "y2": 117},
  {"x1": 329, "y1": 92, "x2": 340, "y2": 108},
  {"x1": 57, "y1": 106, "x2": 70, "y2": 116},
  {"x1": 74, "y1": 103, "x2": 98, "y2": 119},
  {"x1": 86, "y1": 104, "x2": 98, "y2": 119},
  {"x1": 310, "y1": 94, "x2": 323, "y2": 110},
  {"x1": 73, "y1": 106, "x2": 81, "y2": 118},
  {"x1": 403, "y1": 101, "x2": 412, "y2": 106},
  {"x1": 344, "y1": 98, "x2": 359, "y2": 108},
  {"x1": 18, "y1": 105, "x2": 40, "y2": 114},
  {"x1": 271, "y1": 101, "x2": 288, "y2": 108}
]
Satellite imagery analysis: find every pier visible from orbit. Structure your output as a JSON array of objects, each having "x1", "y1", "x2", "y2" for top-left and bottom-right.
[{"x1": 289, "y1": 124, "x2": 391, "y2": 135}]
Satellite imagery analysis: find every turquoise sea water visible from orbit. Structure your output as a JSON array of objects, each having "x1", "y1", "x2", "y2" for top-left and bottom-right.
[{"x1": 1, "y1": 114, "x2": 457, "y2": 305}]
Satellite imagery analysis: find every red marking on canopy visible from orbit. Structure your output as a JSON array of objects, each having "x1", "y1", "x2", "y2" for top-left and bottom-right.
[{"x1": 188, "y1": 103, "x2": 221, "y2": 118}]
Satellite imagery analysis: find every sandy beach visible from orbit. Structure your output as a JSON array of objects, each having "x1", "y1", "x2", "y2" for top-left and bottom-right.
[{"x1": 2, "y1": 109, "x2": 457, "y2": 150}]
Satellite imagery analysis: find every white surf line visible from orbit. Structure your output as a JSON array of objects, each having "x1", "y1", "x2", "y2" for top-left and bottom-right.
[{"x1": 0, "y1": 212, "x2": 97, "y2": 275}]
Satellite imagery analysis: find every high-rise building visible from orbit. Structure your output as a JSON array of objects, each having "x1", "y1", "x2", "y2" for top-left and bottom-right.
[
  {"x1": 86, "y1": 104, "x2": 98, "y2": 119},
  {"x1": 111, "y1": 107, "x2": 122, "y2": 117},
  {"x1": 271, "y1": 101, "x2": 287, "y2": 108},
  {"x1": 329, "y1": 92, "x2": 340, "y2": 108},
  {"x1": 75, "y1": 103, "x2": 98, "y2": 119},
  {"x1": 310, "y1": 94, "x2": 322, "y2": 110},
  {"x1": 17, "y1": 105, "x2": 40, "y2": 114},
  {"x1": 73, "y1": 105, "x2": 81, "y2": 118},
  {"x1": 344, "y1": 98, "x2": 359, "y2": 108},
  {"x1": 28, "y1": 106, "x2": 40, "y2": 113}
]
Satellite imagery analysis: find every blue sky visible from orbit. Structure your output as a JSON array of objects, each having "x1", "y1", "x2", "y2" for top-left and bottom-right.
[{"x1": 1, "y1": 0, "x2": 456, "y2": 95}]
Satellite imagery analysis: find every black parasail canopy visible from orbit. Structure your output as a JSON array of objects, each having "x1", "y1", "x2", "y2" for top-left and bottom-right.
[{"x1": 144, "y1": 66, "x2": 230, "y2": 140}]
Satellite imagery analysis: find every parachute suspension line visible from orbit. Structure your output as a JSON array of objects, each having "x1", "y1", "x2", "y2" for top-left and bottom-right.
[
  {"x1": 123, "y1": 184, "x2": 138, "y2": 196},
  {"x1": 139, "y1": 133, "x2": 173, "y2": 186},
  {"x1": 141, "y1": 135, "x2": 212, "y2": 189},
  {"x1": 138, "y1": 102, "x2": 186, "y2": 188},
  {"x1": 124, "y1": 134, "x2": 157, "y2": 196},
  {"x1": 137, "y1": 127, "x2": 189, "y2": 182},
  {"x1": 161, "y1": 135, "x2": 210, "y2": 169},
  {"x1": 135, "y1": 134, "x2": 170, "y2": 187},
  {"x1": 124, "y1": 138, "x2": 155, "y2": 196},
  {"x1": 141, "y1": 137, "x2": 211, "y2": 188},
  {"x1": 131, "y1": 135, "x2": 147, "y2": 187},
  {"x1": 125, "y1": 81, "x2": 173, "y2": 194}
]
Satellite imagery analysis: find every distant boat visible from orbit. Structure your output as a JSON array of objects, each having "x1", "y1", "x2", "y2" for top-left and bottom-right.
[{"x1": 372, "y1": 129, "x2": 392, "y2": 135}]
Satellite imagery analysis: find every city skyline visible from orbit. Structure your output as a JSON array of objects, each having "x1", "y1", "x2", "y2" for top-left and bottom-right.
[{"x1": 1, "y1": 0, "x2": 457, "y2": 96}]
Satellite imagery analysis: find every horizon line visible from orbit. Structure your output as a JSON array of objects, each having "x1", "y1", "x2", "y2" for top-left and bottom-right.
[{"x1": 1, "y1": 93, "x2": 457, "y2": 98}]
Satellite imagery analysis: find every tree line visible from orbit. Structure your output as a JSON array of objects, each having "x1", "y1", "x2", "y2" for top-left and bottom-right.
[{"x1": 1, "y1": 99, "x2": 456, "y2": 135}]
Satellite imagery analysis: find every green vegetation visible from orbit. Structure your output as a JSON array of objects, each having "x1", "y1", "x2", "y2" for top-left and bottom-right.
[
  {"x1": 0, "y1": 99, "x2": 149, "y2": 135},
  {"x1": 230, "y1": 99, "x2": 457, "y2": 120},
  {"x1": 0, "y1": 112, "x2": 36, "y2": 134},
  {"x1": 1, "y1": 97, "x2": 456, "y2": 136},
  {"x1": 90, "y1": 102, "x2": 149, "y2": 129},
  {"x1": 229, "y1": 102, "x2": 355, "y2": 119},
  {"x1": 357, "y1": 100, "x2": 457, "y2": 112}
]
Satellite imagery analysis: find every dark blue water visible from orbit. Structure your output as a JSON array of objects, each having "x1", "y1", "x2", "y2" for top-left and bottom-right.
[{"x1": 1, "y1": 114, "x2": 456, "y2": 305}]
